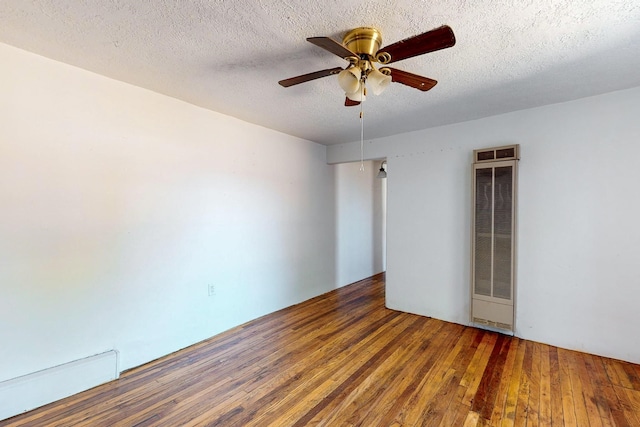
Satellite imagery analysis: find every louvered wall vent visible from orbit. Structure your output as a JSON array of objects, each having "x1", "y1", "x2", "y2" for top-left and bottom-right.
[
  {"x1": 474, "y1": 145, "x2": 520, "y2": 163},
  {"x1": 471, "y1": 145, "x2": 519, "y2": 335}
]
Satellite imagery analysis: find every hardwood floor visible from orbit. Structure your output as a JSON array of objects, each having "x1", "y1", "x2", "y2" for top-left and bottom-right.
[{"x1": 3, "y1": 273, "x2": 640, "y2": 426}]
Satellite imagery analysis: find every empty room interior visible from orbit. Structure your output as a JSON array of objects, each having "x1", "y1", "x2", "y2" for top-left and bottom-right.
[{"x1": 1, "y1": 1, "x2": 640, "y2": 426}]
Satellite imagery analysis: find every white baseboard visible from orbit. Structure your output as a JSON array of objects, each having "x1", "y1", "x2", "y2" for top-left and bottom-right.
[{"x1": 0, "y1": 350, "x2": 119, "y2": 421}]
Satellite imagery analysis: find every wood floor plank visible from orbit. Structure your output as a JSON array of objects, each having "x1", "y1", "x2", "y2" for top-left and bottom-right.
[
  {"x1": 513, "y1": 340, "x2": 532, "y2": 426},
  {"x1": 343, "y1": 320, "x2": 458, "y2": 426},
  {"x1": 564, "y1": 349, "x2": 592, "y2": 427},
  {"x1": 538, "y1": 343, "x2": 552, "y2": 426},
  {"x1": 613, "y1": 385, "x2": 640, "y2": 426},
  {"x1": 461, "y1": 333, "x2": 499, "y2": 407},
  {"x1": 399, "y1": 328, "x2": 480, "y2": 425},
  {"x1": 558, "y1": 348, "x2": 579, "y2": 426},
  {"x1": 471, "y1": 334, "x2": 511, "y2": 420},
  {"x1": 501, "y1": 337, "x2": 526, "y2": 427},
  {"x1": 587, "y1": 354, "x2": 631, "y2": 427},
  {"x1": 367, "y1": 326, "x2": 476, "y2": 427},
  {"x1": 422, "y1": 328, "x2": 479, "y2": 425},
  {"x1": 263, "y1": 316, "x2": 439, "y2": 426},
  {"x1": 527, "y1": 341, "x2": 542, "y2": 427},
  {"x1": 196, "y1": 313, "x2": 413, "y2": 426},
  {"x1": 2, "y1": 273, "x2": 639, "y2": 427},
  {"x1": 573, "y1": 350, "x2": 604, "y2": 427},
  {"x1": 464, "y1": 411, "x2": 481, "y2": 427},
  {"x1": 548, "y1": 346, "x2": 565, "y2": 426},
  {"x1": 317, "y1": 320, "x2": 453, "y2": 426},
  {"x1": 488, "y1": 336, "x2": 519, "y2": 427},
  {"x1": 435, "y1": 401, "x2": 468, "y2": 427},
  {"x1": 582, "y1": 355, "x2": 615, "y2": 427}
]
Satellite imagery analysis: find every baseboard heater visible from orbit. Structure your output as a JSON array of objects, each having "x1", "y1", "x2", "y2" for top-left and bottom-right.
[{"x1": 0, "y1": 350, "x2": 119, "y2": 421}]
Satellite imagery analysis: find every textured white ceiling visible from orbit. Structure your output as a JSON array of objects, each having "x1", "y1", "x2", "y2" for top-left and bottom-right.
[{"x1": 1, "y1": 1, "x2": 639, "y2": 145}]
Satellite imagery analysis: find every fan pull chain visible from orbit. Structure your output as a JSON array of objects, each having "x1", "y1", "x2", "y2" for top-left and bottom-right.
[{"x1": 359, "y1": 84, "x2": 365, "y2": 172}]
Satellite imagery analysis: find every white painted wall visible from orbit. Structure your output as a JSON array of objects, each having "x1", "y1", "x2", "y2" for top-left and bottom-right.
[
  {"x1": 0, "y1": 42, "x2": 336, "y2": 385},
  {"x1": 328, "y1": 86, "x2": 640, "y2": 364},
  {"x1": 335, "y1": 161, "x2": 386, "y2": 287}
]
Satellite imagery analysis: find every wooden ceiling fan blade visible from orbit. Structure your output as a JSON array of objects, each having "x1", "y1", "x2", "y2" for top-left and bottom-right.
[
  {"x1": 386, "y1": 68, "x2": 438, "y2": 91},
  {"x1": 307, "y1": 37, "x2": 358, "y2": 59},
  {"x1": 377, "y1": 25, "x2": 455, "y2": 64},
  {"x1": 345, "y1": 97, "x2": 360, "y2": 107},
  {"x1": 278, "y1": 67, "x2": 343, "y2": 87}
]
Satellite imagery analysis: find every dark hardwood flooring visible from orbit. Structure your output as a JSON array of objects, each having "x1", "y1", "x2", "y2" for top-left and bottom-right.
[{"x1": 2, "y1": 273, "x2": 640, "y2": 426}]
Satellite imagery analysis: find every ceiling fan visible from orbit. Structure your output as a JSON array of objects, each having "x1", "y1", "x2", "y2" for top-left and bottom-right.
[{"x1": 278, "y1": 25, "x2": 456, "y2": 106}]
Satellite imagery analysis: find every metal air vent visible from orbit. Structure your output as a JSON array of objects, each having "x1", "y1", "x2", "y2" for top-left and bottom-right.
[{"x1": 474, "y1": 145, "x2": 520, "y2": 163}]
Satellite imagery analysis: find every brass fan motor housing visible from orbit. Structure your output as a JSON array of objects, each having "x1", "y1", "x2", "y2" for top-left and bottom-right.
[{"x1": 342, "y1": 27, "x2": 383, "y2": 57}]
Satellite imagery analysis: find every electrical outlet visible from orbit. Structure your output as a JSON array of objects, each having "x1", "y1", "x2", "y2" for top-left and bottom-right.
[{"x1": 208, "y1": 284, "x2": 216, "y2": 296}]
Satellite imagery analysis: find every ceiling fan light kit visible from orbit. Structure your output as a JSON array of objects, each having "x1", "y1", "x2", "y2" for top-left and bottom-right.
[
  {"x1": 367, "y1": 68, "x2": 392, "y2": 95},
  {"x1": 278, "y1": 24, "x2": 456, "y2": 106},
  {"x1": 346, "y1": 86, "x2": 366, "y2": 102},
  {"x1": 338, "y1": 67, "x2": 361, "y2": 94},
  {"x1": 278, "y1": 24, "x2": 456, "y2": 169}
]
